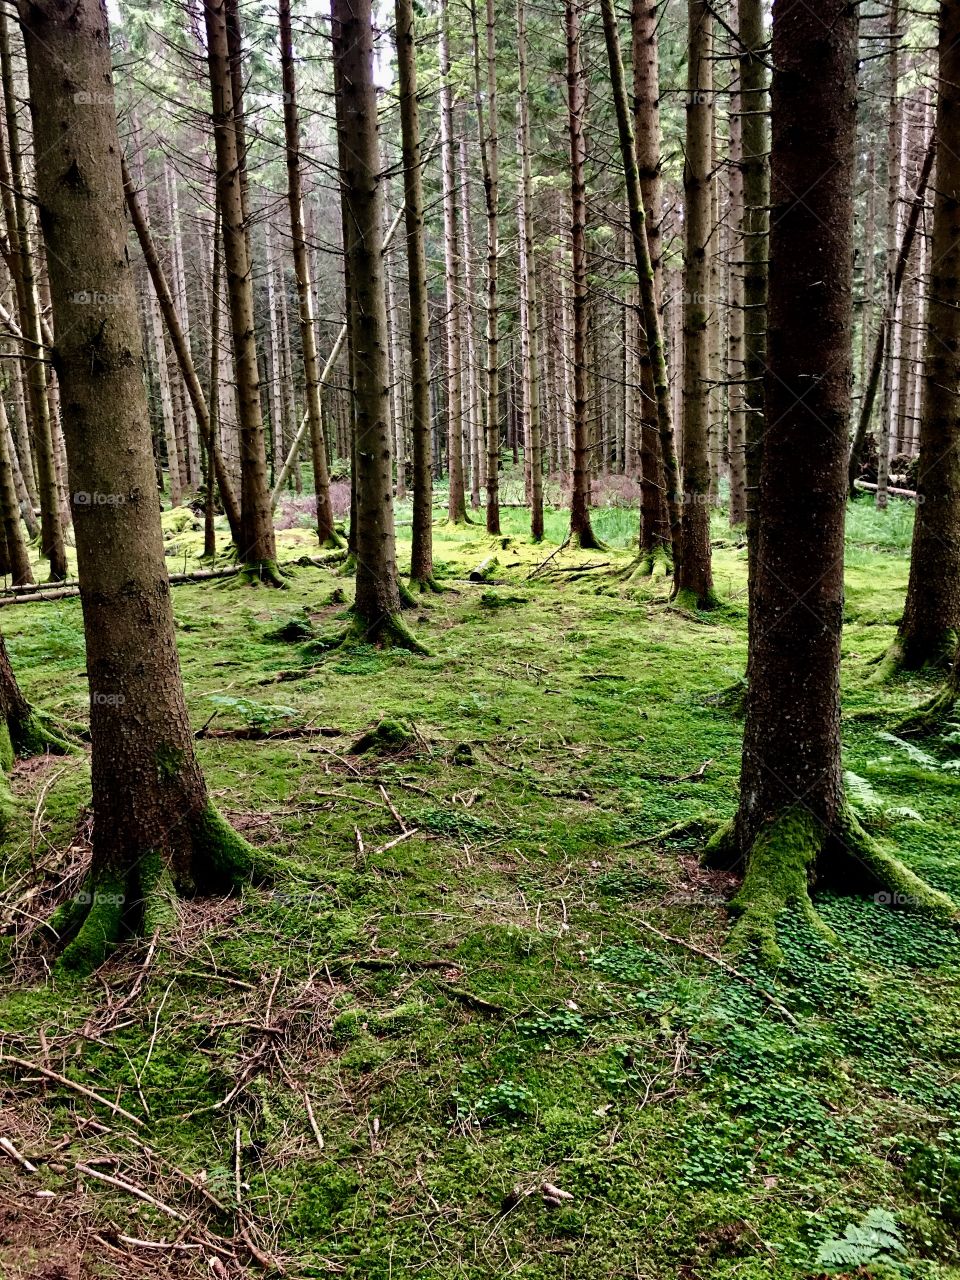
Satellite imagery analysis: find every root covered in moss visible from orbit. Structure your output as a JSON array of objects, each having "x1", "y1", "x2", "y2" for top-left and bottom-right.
[
  {"x1": 236, "y1": 559, "x2": 290, "y2": 589},
  {"x1": 892, "y1": 684, "x2": 958, "y2": 737},
  {"x1": 50, "y1": 803, "x2": 283, "y2": 976},
  {"x1": 304, "y1": 611, "x2": 429, "y2": 656},
  {"x1": 351, "y1": 717, "x2": 417, "y2": 756},
  {"x1": 672, "y1": 585, "x2": 721, "y2": 614},
  {"x1": 706, "y1": 804, "x2": 956, "y2": 968},
  {"x1": 409, "y1": 574, "x2": 445, "y2": 595}
]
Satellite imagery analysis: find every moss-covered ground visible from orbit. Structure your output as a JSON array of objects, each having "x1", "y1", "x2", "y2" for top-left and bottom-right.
[{"x1": 1, "y1": 492, "x2": 959, "y2": 1278}]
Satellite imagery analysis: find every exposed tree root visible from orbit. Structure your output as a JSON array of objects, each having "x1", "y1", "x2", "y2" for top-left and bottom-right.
[
  {"x1": 337, "y1": 552, "x2": 358, "y2": 577},
  {"x1": 319, "y1": 528, "x2": 347, "y2": 551},
  {"x1": 303, "y1": 612, "x2": 429, "y2": 656},
  {"x1": 48, "y1": 804, "x2": 284, "y2": 976},
  {"x1": 868, "y1": 632, "x2": 958, "y2": 685},
  {"x1": 615, "y1": 544, "x2": 672, "y2": 583},
  {"x1": 235, "y1": 559, "x2": 290, "y2": 588},
  {"x1": 570, "y1": 528, "x2": 608, "y2": 552},
  {"x1": 409, "y1": 575, "x2": 445, "y2": 594},
  {"x1": 703, "y1": 805, "x2": 956, "y2": 968},
  {"x1": 398, "y1": 579, "x2": 422, "y2": 610},
  {"x1": 706, "y1": 677, "x2": 747, "y2": 717},
  {"x1": 892, "y1": 684, "x2": 958, "y2": 737}
]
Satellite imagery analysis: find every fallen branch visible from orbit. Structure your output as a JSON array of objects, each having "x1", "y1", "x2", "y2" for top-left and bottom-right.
[
  {"x1": 0, "y1": 1054, "x2": 144, "y2": 1126},
  {"x1": 0, "y1": 1135, "x2": 38, "y2": 1172}
]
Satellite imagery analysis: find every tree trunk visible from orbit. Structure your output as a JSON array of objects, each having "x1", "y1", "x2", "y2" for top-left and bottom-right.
[
  {"x1": 278, "y1": 0, "x2": 339, "y2": 546},
  {"x1": 121, "y1": 157, "x2": 243, "y2": 548},
  {"x1": 705, "y1": 0, "x2": 950, "y2": 963},
  {"x1": 332, "y1": 0, "x2": 425, "y2": 649},
  {"x1": 439, "y1": 0, "x2": 468, "y2": 524},
  {"x1": 727, "y1": 34, "x2": 746, "y2": 527},
  {"x1": 21, "y1": 0, "x2": 261, "y2": 974},
  {"x1": 886, "y1": 1, "x2": 960, "y2": 673},
  {"x1": 738, "y1": 0, "x2": 769, "y2": 600},
  {"x1": 517, "y1": 0, "x2": 544, "y2": 541},
  {"x1": 600, "y1": 0, "x2": 681, "y2": 574},
  {"x1": 0, "y1": 396, "x2": 32, "y2": 585},
  {"x1": 470, "y1": 0, "x2": 501, "y2": 534},
  {"x1": 675, "y1": 0, "x2": 716, "y2": 608},
  {"x1": 396, "y1": 0, "x2": 436, "y2": 588},
  {"x1": 0, "y1": 6, "x2": 66, "y2": 581},
  {"x1": 566, "y1": 0, "x2": 601, "y2": 549},
  {"x1": 203, "y1": 0, "x2": 281, "y2": 582},
  {"x1": 876, "y1": 0, "x2": 901, "y2": 511}
]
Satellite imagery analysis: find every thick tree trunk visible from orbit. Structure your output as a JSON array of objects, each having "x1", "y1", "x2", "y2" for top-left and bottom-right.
[
  {"x1": 886, "y1": 1, "x2": 960, "y2": 672},
  {"x1": 566, "y1": 0, "x2": 601, "y2": 549},
  {"x1": 705, "y1": 0, "x2": 951, "y2": 962},
  {"x1": 203, "y1": 0, "x2": 280, "y2": 582},
  {"x1": 332, "y1": 0, "x2": 424, "y2": 649},
  {"x1": 396, "y1": 0, "x2": 436, "y2": 588},
  {"x1": 675, "y1": 0, "x2": 716, "y2": 608},
  {"x1": 278, "y1": 0, "x2": 339, "y2": 547},
  {"x1": 22, "y1": 0, "x2": 261, "y2": 973},
  {"x1": 0, "y1": 6, "x2": 66, "y2": 581}
]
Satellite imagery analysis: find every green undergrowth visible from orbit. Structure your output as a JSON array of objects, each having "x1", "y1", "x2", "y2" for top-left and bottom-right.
[{"x1": 1, "y1": 492, "x2": 959, "y2": 1278}]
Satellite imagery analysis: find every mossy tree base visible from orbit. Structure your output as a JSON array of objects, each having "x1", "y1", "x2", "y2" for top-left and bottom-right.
[
  {"x1": 672, "y1": 585, "x2": 721, "y2": 613},
  {"x1": 868, "y1": 631, "x2": 958, "y2": 685},
  {"x1": 616, "y1": 544, "x2": 672, "y2": 583},
  {"x1": 304, "y1": 612, "x2": 429, "y2": 657},
  {"x1": 703, "y1": 805, "x2": 956, "y2": 968},
  {"x1": 570, "y1": 528, "x2": 608, "y2": 552},
  {"x1": 893, "y1": 685, "x2": 958, "y2": 737},
  {"x1": 236, "y1": 559, "x2": 290, "y2": 588},
  {"x1": 409, "y1": 575, "x2": 445, "y2": 595},
  {"x1": 48, "y1": 804, "x2": 283, "y2": 976}
]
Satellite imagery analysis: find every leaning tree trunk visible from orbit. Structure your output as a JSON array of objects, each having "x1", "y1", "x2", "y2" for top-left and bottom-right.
[
  {"x1": 704, "y1": 0, "x2": 952, "y2": 965},
  {"x1": 121, "y1": 157, "x2": 243, "y2": 549},
  {"x1": 278, "y1": 0, "x2": 340, "y2": 549},
  {"x1": 675, "y1": 0, "x2": 716, "y2": 609},
  {"x1": 203, "y1": 0, "x2": 281, "y2": 583},
  {"x1": 332, "y1": 0, "x2": 425, "y2": 651},
  {"x1": 566, "y1": 0, "x2": 601, "y2": 549},
  {"x1": 396, "y1": 0, "x2": 437, "y2": 590},
  {"x1": 0, "y1": 6, "x2": 66, "y2": 581},
  {"x1": 439, "y1": 0, "x2": 468, "y2": 524},
  {"x1": 20, "y1": 0, "x2": 264, "y2": 974},
  {"x1": 600, "y1": 0, "x2": 682, "y2": 576},
  {"x1": 881, "y1": 0, "x2": 960, "y2": 675},
  {"x1": 631, "y1": 0, "x2": 672, "y2": 572}
]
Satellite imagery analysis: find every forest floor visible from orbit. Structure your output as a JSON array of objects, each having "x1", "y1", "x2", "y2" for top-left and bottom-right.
[{"x1": 1, "y1": 494, "x2": 959, "y2": 1279}]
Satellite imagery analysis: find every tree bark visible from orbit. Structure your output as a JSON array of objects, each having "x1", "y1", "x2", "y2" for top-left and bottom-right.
[
  {"x1": 396, "y1": 0, "x2": 436, "y2": 588},
  {"x1": 886, "y1": 0, "x2": 960, "y2": 672},
  {"x1": 0, "y1": 6, "x2": 66, "y2": 581},
  {"x1": 705, "y1": 0, "x2": 950, "y2": 962},
  {"x1": 516, "y1": 0, "x2": 543, "y2": 541},
  {"x1": 566, "y1": 0, "x2": 601, "y2": 549},
  {"x1": 332, "y1": 0, "x2": 425, "y2": 649},
  {"x1": 600, "y1": 0, "x2": 681, "y2": 573},
  {"x1": 203, "y1": 0, "x2": 280, "y2": 582},
  {"x1": 675, "y1": 0, "x2": 716, "y2": 608},
  {"x1": 21, "y1": 0, "x2": 261, "y2": 973},
  {"x1": 439, "y1": 0, "x2": 468, "y2": 524},
  {"x1": 278, "y1": 0, "x2": 339, "y2": 546},
  {"x1": 470, "y1": 0, "x2": 501, "y2": 534}
]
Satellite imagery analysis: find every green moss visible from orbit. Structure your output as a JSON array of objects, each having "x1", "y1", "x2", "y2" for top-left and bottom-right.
[
  {"x1": 155, "y1": 743, "x2": 185, "y2": 781},
  {"x1": 728, "y1": 807, "x2": 835, "y2": 966},
  {"x1": 0, "y1": 720, "x2": 13, "y2": 773},
  {"x1": 56, "y1": 871, "x2": 126, "y2": 975}
]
